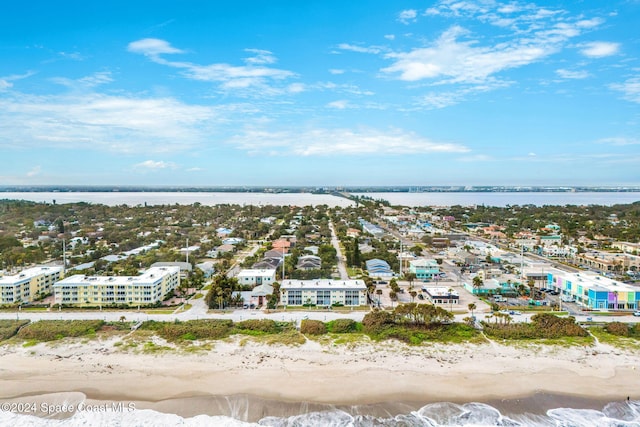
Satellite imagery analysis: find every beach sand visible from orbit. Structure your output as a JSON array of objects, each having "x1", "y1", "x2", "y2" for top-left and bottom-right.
[{"x1": 0, "y1": 334, "x2": 638, "y2": 422}]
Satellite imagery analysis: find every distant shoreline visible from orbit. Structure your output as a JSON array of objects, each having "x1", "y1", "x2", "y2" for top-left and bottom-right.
[{"x1": 1, "y1": 185, "x2": 640, "y2": 193}]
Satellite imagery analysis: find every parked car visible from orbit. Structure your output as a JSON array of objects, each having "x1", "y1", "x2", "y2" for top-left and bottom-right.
[{"x1": 633, "y1": 311, "x2": 640, "y2": 317}]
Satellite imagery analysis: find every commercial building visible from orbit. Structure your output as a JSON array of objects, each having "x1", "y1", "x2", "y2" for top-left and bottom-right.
[
  {"x1": 53, "y1": 266, "x2": 180, "y2": 306},
  {"x1": 422, "y1": 286, "x2": 459, "y2": 305},
  {"x1": 409, "y1": 259, "x2": 441, "y2": 281},
  {"x1": 0, "y1": 266, "x2": 64, "y2": 304},
  {"x1": 546, "y1": 269, "x2": 640, "y2": 311},
  {"x1": 280, "y1": 279, "x2": 367, "y2": 307}
]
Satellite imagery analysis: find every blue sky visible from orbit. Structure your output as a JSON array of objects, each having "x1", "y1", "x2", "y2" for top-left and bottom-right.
[{"x1": 1, "y1": 0, "x2": 639, "y2": 187}]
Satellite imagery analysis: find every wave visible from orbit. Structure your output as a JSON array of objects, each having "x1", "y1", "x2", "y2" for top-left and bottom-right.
[{"x1": 1, "y1": 400, "x2": 639, "y2": 426}]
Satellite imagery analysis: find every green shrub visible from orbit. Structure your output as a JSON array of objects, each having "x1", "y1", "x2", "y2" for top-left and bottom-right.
[
  {"x1": 326, "y1": 318, "x2": 357, "y2": 333},
  {"x1": 605, "y1": 322, "x2": 630, "y2": 336},
  {"x1": 17, "y1": 320, "x2": 105, "y2": 341},
  {"x1": 362, "y1": 309, "x2": 394, "y2": 333},
  {"x1": 482, "y1": 314, "x2": 588, "y2": 340},
  {"x1": 0, "y1": 319, "x2": 30, "y2": 341},
  {"x1": 140, "y1": 319, "x2": 234, "y2": 342},
  {"x1": 235, "y1": 319, "x2": 280, "y2": 334},
  {"x1": 300, "y1": 319, "x2": 327, "y2": 335}
]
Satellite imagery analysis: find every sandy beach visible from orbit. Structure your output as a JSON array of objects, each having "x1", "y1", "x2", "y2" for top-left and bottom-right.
[{"x1": 0, "y1": 334, "x2": 638, "y2": 422}]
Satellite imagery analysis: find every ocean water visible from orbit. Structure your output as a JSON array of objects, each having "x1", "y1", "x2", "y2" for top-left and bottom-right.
[{"x1": 1, "y1": 400, "x2": 638, "y2": 426}]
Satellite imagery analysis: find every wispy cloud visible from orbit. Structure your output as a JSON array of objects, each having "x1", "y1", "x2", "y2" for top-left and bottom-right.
[
  {"x1": 579, "y1": 41, "x2": 620, "y2": 58},
  {"x1": 556, "y1": 69, "x2": 589, "y2": 79},
  {"x1": 26, "y1": 166, "x2": 41, "y2": 177},
  {"x1": 610, "y1": 76, "x2": 640, "y2": 103},
  {"x1": 228, "y1": 127, "x2": 470, "y2": 156},
  {"x1": 244, "y1": 48, "x2": 277, "y2": 65},
  {"x1": 134, "y1": 160, "x2": 177, "y2": 170},
  {"x1": 329, "y1": 69, "x2": 345, "y2": 75},
  {"x1": 326, "y1": 100, "x2": 350, "y2": 109},
  {"x1": 127, "y1": 38, "x2": 184, "y2": 56},
  {"x1": 51, "y1": 71, "x2": 114, "y2": 89},
  {"x1": 398, "y1": 9, "x2": 417, "y2": 25},
  {"x1": 0, "y1": 91, "x2": 218, "y2": 154},
  {"x1": 337, "y1": 43, "x2": 384, "y2": 54},
  {"x1": 127, "y1": 38, "x2": 296, "y2": 93},
  {"x1": 597, "y1": 137, "x2": 640, "y2": 146},
  {"x1": 0, "y1": 71, "x2": 36, "y2": 91}
]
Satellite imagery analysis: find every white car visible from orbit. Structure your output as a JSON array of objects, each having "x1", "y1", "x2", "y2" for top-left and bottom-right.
[{"x1": 633, "y1": 311, "x2": 640, "y2": 317}]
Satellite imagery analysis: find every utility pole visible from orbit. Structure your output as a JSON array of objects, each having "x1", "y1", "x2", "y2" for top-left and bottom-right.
[{"x1": 63, "y1": 239, "x2": 66, "y2": 275}]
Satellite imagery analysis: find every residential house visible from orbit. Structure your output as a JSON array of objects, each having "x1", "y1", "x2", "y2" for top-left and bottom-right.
[
  {"x1": 365, "y1": 258, "x2": 394, "y2": 278},
  {"x1": 237, "y1": 269, "x2": 277, "y2": 287},
  {"x1": 296, "y1": 255, "x2": 322, "y2": 270}
]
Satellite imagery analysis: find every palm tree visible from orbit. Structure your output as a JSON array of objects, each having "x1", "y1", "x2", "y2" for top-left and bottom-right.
[
  {"x1": 405, "y1": 272, "x2": 416, "y2": 290},
  {"x1": 472, "y1": 276, "x2": 483, "y2": 294},
  {"x1": 389, "y1": 291, "x2": 397, "y2": 308},
  {"x1": 448, "y1": 288, "x2": 454, "y2": 312},
  {"x1": 468, "y1": 303, "x2": 476, "y2": 317},
  {"x1": 375, "y1": 289, "x2": 383, "y2": 307},
  {"x1": 410, "y1": 290, "x2": 417, "y2": 302}
]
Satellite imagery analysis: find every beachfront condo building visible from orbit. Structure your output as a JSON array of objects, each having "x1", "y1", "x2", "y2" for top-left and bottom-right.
[
  {"x1": 53, "y1": 266, "x2": 180, "y2": 306},
  {"x1": 0, "y1": 266, "x2": 64, "y2": 304},
  {"x1": 280, "y1": 279, "x2": 367, "y2": 307}
]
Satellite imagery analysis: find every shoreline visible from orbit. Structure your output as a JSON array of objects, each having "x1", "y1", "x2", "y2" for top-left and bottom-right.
[{"x1": 1, "y1": 336, "x2": 639, "y2": 422}]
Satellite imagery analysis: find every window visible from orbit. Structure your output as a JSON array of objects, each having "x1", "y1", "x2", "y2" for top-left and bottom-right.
[
  {"x1": 345, "y1": 290, "x2": 359, "y2": 306},
  {"x1": 288, "y1": 290, "x2": 302, "y2": 305},
  {"x1": 317, "y1": 290, "x2": 331, "y2": 306}
]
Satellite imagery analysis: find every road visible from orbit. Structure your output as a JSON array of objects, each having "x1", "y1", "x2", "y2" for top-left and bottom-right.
[
  {"x1": 329, "y1": 220, "x2": 349, "y2": 280},
  {"x1": 4, "y1": 306, "x2": 640, "y2": 325}
]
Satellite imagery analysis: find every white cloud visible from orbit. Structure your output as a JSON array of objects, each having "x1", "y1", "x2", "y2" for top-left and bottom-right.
[
  {"x1": 610, "y1": 76, "x2": 640, "y2": 103},
  {"x1": 398, "y1": 9, "x2": 417, "y2": 24},
  {"x1": 128, "y1": 38, "x2": 296, "y2": 94},
  {"x1": 382, "y1": 25, "x2": 554, "y2": 84},
  {"x1": 384, "y1": 34, "x2": 395, "y2": 40},
  {"x1": 127, "y1": 38, "x2": 184, "y2": 56},
  {"x1": 0, "y1": 92, "x2": 218, "y2": 154},
  {"x1": 227, "y1": 127, "x2": 470, "y2": 156},
  {"x1": 52, "y1": 71, "x2": 114, "y2": 89},
  {"x1": 0, "y1": 71, "x2": 36, "y2": 91},
  {"x1": 27, "y1": 166, "x2": 41, "y2": 177},
  {"x1": 329, "y1": 69, "x2": 345, "y2": 75},
  {"x1": 186, "y1": 167, "x2": 204, "y2": 172},
  {"x1": 287, "y1": 83, "x2": 305, "y2": 93},
  {"x1": 597, "y1": 137, "x2": 640, "y2": 146},
  {"x1": 556, "y1": 69, "x2": 589, "y2": 79},
  {"x1": 244, "y1": 48, "x2": 277, "y2": 65},
  {"x1": 337, "y1": 43, "x2": 383, "y2": 54},
  {"x1": 579, "y1": 41, "x2": 620, "y2": 58},
  {"x1": 134, "y1": 160, "x2": 177, "y2": 170},
  {"x1": 327, "y1": 100, "x2": 350, "y2": 109},
  {"x1": 381, "y1": 3, "x2": 605, "y2": 87}
]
